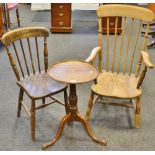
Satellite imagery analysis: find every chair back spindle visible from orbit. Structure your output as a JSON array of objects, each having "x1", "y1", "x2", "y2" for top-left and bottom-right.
[
  {"x1": 98, "y1": 17, "x2": 103, "y2": 73},
  {"x1": 106, "y1": 17, "x2": 110, "y2": 72},
  {"x1": 44, "y1": 37, "x2": 48, "y2": 72},
  {"x1": 112, "y1": 17, "x2": 118, "y2": 73},
  {"x1": 97, "y1": 4, "x2": 154, "y2": 76},
  {"x1": 128, "y1": 20, "x2": 142, "y2": 75},
  {"x1": 27, "y1": 38, "x2": 35, "y2": 74},
  {"x1": 35, "y1": 37, "x2": 41, "y2": 73},
  {"x1": 116, "y1": 17, "x2": 126, "y2": 74},
  {"x1": 1, "y1": 27, "x2": 49, "y2": 81}
]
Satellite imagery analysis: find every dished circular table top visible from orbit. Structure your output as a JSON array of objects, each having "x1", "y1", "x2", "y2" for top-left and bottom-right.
[{"x1": 48, "y1": 60, "x2": 98, "y2": 84}]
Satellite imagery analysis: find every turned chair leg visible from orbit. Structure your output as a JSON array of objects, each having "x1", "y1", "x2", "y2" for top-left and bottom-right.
[
  {"x1": 85, "y1": 91, "x2": 95, "y2": 121},
  {"x1": 17, "y1": 88, "x2": 24, "y2": 117},
  {"x1": 64, "y1": 89, "x2": 69, "y2": 114},
  {"x1": 16, "y1": 8, "x2": 20, "y2": 27},
  {"x1": 135, "y1": 97, "x2": 141, "y2": 128},
  {"x1": 31, "y1": 99, "x2": 36, "y2": 141}
]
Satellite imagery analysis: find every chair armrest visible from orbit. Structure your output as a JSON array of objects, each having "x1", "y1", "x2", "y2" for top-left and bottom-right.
[
  {"x1": 85, "y1": 46, "x2": 101, "y2": 63},
  {"x1": 141, "y1": 51, "x2": 154, "y2": 69}
]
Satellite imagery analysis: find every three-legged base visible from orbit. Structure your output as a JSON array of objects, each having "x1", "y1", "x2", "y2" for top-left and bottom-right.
[
  {"x1": 42, "y1": 111, "x2": 107, "y2": 150},
  {"x1": 42, "y1": 84, "x2": 107, "y2": 150}
]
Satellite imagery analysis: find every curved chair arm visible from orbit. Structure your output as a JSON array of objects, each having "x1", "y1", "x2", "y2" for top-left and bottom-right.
[
  {"x1": 141, "y1": 51, "x2": 154, "y2": 69},
  {"x1": 85, "y1": 46, "x2": 101, "y2": 63},
  {"x1": 137, "y1": 51, "x2": 154, "y2": 89}
]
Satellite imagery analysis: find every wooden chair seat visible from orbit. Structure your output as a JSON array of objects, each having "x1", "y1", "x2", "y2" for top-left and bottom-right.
[
  {"x1": 17, "y1": 72, "x2": 67, "y2": 99},
  {"x1": 92, "y1": 70, "x2": 142, "y2": 99}
]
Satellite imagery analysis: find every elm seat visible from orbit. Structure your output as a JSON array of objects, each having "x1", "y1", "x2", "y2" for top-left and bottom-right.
[
  {"x1": 92, "y1": 70, "x2": 142, "y2": 99},
  {"x1": 17, "y1": 72, "x2": 67, "y2": 99}
]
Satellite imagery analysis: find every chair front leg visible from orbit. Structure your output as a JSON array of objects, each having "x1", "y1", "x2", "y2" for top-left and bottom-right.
[
  {"x1": 17, "y1": 88, "x2": 24, "y2": 117},
  {"x1": 85, "y1": 91, "x2": 95, "y2": 121},
  {"x1": 64, "y1": 89, "x2": 69, "y2": 114},
  {"x1": 135, "y1": 97, "x2": 141, "y2": 128},
  {"x1": 31, "y1": 99, "x2": 36, "y2": 141}
]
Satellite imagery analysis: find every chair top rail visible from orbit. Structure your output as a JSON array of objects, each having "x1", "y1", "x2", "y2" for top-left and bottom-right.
[
  {"x1": 97, "y1": 4, "x2": 154, "y2": 22},
  {"x1": 2, "y1": 27, "x2": 49, "y2": 46}
]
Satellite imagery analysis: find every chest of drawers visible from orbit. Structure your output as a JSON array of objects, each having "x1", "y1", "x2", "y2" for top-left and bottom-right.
[{"x1": 51, "y1": 3, "x2": 72, "y2": 33}]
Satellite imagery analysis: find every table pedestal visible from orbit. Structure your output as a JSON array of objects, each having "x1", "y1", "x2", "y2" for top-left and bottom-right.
[{"x1": 42, "y1": 84, "x2": 107, "y2": 150}]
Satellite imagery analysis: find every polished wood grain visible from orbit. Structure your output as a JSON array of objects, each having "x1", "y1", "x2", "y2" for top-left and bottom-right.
[
  {"x1": 85, "y1": 4, "x2": 154, "y2": 128},
  {"x1": 1, "y1": 27, "x2": 69, "y2": 141},
  {"x1": 17, "y1": 72, "x2": 67, "y2": 99},
  {"x1": 48, "y1": 61, "x2": 98, "y2": 84},
  {"x1": 42, "y1": 61, "x2": 106, "y2": 150}
]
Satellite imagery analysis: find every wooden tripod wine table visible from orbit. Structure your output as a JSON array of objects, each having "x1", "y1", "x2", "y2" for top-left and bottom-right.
[{"x1": 42, "y1": 60, "x2": 107, "y2": 150}]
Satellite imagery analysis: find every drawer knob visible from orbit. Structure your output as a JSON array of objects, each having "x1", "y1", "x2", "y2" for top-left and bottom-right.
[
  {"x1": 59, "y1": 21, "x2": 64, "y2": 26},
  {"x1": 59, "y1": 5, "x2": 64, "y2": 9},
  {"x1": 58, "y1": 13, "x2": 64, "y2": 17},
  {"x1": 110, "y1": 22, "x2": 114, "y2": 26}
]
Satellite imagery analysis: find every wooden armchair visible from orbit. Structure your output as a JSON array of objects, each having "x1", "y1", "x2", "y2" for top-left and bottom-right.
[
  {"x1": 1, "y1": 27, "x2": 69, "y2": 141},
  {"x1": 85, "y1": 4, "x2": 154, "y2": 128}
]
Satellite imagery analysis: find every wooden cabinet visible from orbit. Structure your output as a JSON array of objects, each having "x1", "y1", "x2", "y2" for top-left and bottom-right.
[
  {"x1": 0, "y1": 4, "x2": 3, "y2": 38},
  {"x1": 102, "y1": 17, "x2": 122, "y2": 34},
  {"x1": 51, "y1": 3, "x2": 72, "y2": 33}
]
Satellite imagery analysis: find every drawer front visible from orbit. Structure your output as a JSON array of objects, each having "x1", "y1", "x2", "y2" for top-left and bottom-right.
[
  {"x1": 51, "y1": 3, "x2": 71, "y2": 11},
  {"x1": 52, "y1": 19, "x2": 71, "y2": 27},
  {"x1": 51, "y1": 11, "x2": 71, "y2": 20},
  {"x1": 102, "y1": 17, "x2": 122, "y2": 28}
]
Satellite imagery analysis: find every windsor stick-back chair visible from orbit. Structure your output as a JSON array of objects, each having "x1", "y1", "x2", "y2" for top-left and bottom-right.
[
  {"x1": 1, "y1": 27, "x2": 69, "y2": 141},
  {"x1": 85, "y1": 4, "x2": 154, "y2": 128}
]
